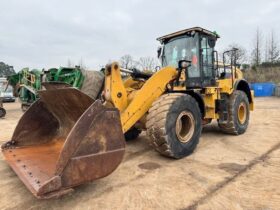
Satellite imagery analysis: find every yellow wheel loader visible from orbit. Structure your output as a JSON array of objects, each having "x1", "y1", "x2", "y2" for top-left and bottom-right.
[{"x1": 1, "y1": 27, "x2": 254, "y2": 198}]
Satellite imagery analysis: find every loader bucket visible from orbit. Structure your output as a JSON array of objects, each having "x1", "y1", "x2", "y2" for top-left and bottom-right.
[
  {"x1": 1, "y1": 88, "x2": 125, "y2": 199},
  {"x1": 41, "y1": 81, "x2": 72, "y2": 90}
]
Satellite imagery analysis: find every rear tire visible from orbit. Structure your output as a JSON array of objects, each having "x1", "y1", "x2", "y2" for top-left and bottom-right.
[
  {"x1": 80, "y1": 70, "x2": 104, "y2": 99},
  {"x1": 146, "y1": 93, "x2": 202, "y2": 159},
  {"x1": 218, "y1": 90, "x2": 249, "y2": 135}
]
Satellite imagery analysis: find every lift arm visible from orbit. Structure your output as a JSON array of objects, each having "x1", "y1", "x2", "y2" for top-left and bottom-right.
[{"x1": 104, "y1": 62, "x2": 178, "y2": 133}]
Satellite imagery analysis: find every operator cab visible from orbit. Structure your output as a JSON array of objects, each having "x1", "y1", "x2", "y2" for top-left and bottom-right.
[{"x1": 157, "y1": 27, "x2": 220, "y2": 88}]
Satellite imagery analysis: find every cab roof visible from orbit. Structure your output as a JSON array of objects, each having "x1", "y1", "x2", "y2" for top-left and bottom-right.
[{"x1": 157, "y1": 27, "x2": 220, "y2": 42}]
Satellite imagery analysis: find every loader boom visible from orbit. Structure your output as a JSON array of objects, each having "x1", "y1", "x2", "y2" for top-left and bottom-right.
[{"x1": 104, "y1": 63, "x2": 178, "y2": 132}]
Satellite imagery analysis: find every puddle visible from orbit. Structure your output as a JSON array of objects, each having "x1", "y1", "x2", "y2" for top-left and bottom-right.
[{"x1": 138, "y1": 162, "x2": 161, "y2": 170}]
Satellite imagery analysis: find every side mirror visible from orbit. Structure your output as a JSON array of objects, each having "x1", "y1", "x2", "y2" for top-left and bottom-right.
[{"x1": 157, "y1": 46, "x2": 162, "y2": 58}]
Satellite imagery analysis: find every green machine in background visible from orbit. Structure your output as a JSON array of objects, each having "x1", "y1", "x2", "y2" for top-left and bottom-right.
[
  {"x1": 8, "y1": 68, "x2": 42, "y2": 111},
  {"x1": 46, "y1": 67, "x2": 84, "y2": 88},
  {"x1": 8, "y1": 67, "x2": 85, "y2": 111}
]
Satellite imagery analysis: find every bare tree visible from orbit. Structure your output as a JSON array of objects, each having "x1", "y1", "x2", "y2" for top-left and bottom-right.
[
  {"x1": 224, "y1": 43, "x2": 247, "y2": 64},
  {"x1": 120, "y1": 54, "x2": 135, "y2": 69},
  {"x1": 137, "y1": 56, "x2": 157, "y2": 71},
  {"x1": 251, "y1": 28, "x2": 262, "y2": 66},
  {"x1": 67, "y1": 59, "x2": 73, "y2": 67},
  {"x1": 264, "y1": 37, "x2": 269, "y2": 62},
  {"x1": 79, "y1": 57, "x2": 87, "y2": 70},
  {"x1": 268, "y1": 30, "x2": 280, "y2": 63}
]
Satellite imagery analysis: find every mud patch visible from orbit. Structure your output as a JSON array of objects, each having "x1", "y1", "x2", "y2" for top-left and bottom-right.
[
  {"x1": 218, "y1": 163, "x2": 246, "y2": 174},
  {"x1": 138, "y1": 162, "x2": 161, "y2": 170},
  {"x1": 188, "y1": 171, "x2": 208, "y2": 184}
]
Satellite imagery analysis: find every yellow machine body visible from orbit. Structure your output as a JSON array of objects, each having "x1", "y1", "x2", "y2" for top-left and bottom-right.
[{"x1": 103, "y1": 62, "x2": 254, "y2": 132}]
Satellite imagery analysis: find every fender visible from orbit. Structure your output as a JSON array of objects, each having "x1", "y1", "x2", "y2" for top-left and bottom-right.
[
  {"x1": 234, "y1": 79, "x2": 252, "y2": 103},
  {"x1": 234, "y1": 79, "x2": 254, "y2": 110},
  {"x1": 186, "y1": 91, "x2": 205, "y2": 117}
]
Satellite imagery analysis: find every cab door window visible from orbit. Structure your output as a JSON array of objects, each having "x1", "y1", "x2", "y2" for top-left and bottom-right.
[{"x1": 201, "y1": 37, "x2": 214, "y2": 78}]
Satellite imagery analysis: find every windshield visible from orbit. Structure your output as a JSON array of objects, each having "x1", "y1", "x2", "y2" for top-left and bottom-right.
[
  {"x1": 162, "y1": 36, "x2": 196, "y2": 67},
  {"x1": 161, "y1": 34, "x2": 200, "y2": 77}
]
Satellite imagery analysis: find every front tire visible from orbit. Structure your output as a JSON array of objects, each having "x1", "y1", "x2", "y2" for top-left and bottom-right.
[
  {"x1": 218, "y1": 90, "x2": 250, "y2": 135},
  {"x1": 146, "y1": 93, "x2": 202, "y2": 159}
]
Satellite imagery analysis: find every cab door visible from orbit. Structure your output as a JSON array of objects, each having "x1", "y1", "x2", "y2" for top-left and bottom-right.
[
  {"x1": 200, "y1": 35, "x2": 216, "y2": 87},
  {"x1": 185, "y1": 33, "x2": 202, "y2": 88}
]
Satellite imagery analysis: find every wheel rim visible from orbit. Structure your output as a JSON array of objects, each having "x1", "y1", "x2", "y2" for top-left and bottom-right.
[
  {"x1": 238, "y1": 102, "x2": 247, "y2": 124},
  {"x1": 175, "y1": 111, "x2": 195, "y2": 143}
]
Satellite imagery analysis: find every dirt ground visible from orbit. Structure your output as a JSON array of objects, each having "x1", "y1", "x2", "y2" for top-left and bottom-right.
[{"x1": 0, "y1": 97, "x2": 280, "y2": 210}]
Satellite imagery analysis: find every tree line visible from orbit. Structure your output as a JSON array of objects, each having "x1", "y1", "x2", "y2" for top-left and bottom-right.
[
  {"x1": 237, "y1": 28, "x2": 280, "y2": 68},
  {"x1": 119, "y1": 55, "x2": 158, "y2": 72},
  {"x1": 251, "y1": 28, "x2": 280, "y2": 67},
  {"x1": 3, "y1": 27, "x2": 279, "y2": 76},
  {"x1": 0, "y1": 62, "x2": 15, "y2": 77},
  {"x1": 66, "y1": 56, "x2": 159, "y2": 72},
  {"x1": 119, "y1": 28, "x2": 280, "y2": 71}
]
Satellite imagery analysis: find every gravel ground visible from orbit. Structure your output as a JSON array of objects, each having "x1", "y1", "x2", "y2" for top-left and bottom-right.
[{"x1": 0, "y1": 97, "x2": 279, "y2": 210}]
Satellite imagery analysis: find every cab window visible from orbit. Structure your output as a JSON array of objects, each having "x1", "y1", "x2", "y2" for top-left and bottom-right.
[
  {"x1": 162, "y1": 34, "x2": 200, "y2": 78},
  {"x1": 201, "y1": 37, "x2": 214, "y2": 78}
]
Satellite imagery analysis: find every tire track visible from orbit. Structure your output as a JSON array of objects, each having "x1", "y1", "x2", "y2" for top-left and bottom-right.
[{"x1": 182, "y1": 140, "x2": 280, "y2": 210}]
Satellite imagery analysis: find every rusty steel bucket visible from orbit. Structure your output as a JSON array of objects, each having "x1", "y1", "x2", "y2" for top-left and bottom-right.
[{"x1": 1, "y1": 88, "x2": 125, "y2": 199}]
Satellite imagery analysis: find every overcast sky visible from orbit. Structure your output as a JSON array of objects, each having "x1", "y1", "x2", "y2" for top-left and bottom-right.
[{"x1": 0, "y1": 0, "x2": 279, "y2": 71}]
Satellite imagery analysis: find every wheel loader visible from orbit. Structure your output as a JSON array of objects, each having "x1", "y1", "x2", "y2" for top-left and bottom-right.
[{"x1": 1, "y1": 27, "x2": 254, "y2": 199}]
